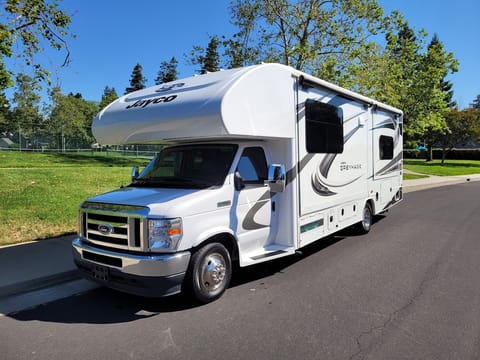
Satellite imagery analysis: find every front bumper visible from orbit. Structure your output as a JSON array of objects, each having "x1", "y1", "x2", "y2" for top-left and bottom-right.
[{"x1": 72, "y1": 238, "x2": 191, "y2": 297}]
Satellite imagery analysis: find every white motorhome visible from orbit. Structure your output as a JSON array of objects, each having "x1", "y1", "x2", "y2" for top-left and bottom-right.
[{"x1": 73, "y1": 63, "x2": 403, "y2": 303}]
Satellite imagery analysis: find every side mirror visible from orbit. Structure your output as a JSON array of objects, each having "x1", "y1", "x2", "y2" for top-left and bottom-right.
[
  {"x1": 265, "y1": 164, "x2": 286, "y2": 193},
  {"x1": 234, "y1": 171, "x2": 245, "y2": 191},
  {"x1": 131, "y1": 166, "x2": 139, "y2": 182}
]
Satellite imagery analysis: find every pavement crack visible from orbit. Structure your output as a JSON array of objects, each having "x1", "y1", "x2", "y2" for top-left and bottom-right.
[{"x1": 349, "y1": 259, "x2": 441, "y2": 360}]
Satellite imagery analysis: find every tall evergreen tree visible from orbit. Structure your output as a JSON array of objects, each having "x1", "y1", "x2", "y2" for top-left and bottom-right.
[
  {"x1": 99, "y1": 86, "x2": 118, "y2": 109},
  {"x1": 11, "y1": 74, "x2": 43, "y2": 148},
  {"x1": 429, "y1": 34, "x2": 456, "y2": 109},
  {"x1": 155, "y1": 57, "x2": 178, "y2": 84},
  {"x1": 188, "y1": 35, "x2": 221, "y2": 74},
  {"x1": 125, "y1": 63, "x2": 147, "y2": 94},
  {"x1": 222, "y1": 36, "x2": 251, "y2": 69},
  {"x1": 377, "y1": 17, "x2": 457, "y2": 160},
  {"x1": 419, "y1": 34, "x2": 458, "y2": 160},
  {"x1": 382, "y1": 19, "x2": 422, "y2": 135},
  {"x1": 0, "y1": 93, "x2": 11, "y2": 133},
  {"x1": 203, "y1": 36, "x2": 221, "y2": 73},
  {"x1": 471, "y1": 95, "x2": 480, "y2": 110}
]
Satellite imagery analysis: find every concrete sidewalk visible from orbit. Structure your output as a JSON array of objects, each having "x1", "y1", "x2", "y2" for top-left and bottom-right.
[
  {"x1": 1, "y1": 173, "x2": 480, "y2": 300},
  {"x1": 403, "y1": 172, "x2": 480, "y2": 193},
  {"x1": 0, "y1": 234, "x2": 80, "y2": 299}
]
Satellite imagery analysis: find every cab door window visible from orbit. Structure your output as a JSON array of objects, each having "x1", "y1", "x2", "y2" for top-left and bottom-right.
[{"x1": 236, "y1": 147, "x2": 268, "y2": 186}]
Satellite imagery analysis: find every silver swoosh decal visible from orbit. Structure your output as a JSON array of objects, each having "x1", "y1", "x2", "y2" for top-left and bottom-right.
[{"x1": 242, "y1": 190, "x2": 271, "y2": 230}]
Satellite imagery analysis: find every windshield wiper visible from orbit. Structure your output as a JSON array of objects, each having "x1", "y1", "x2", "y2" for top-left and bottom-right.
[{"x1": 130, "y1": 177, "x2": 213, "y2": 189}]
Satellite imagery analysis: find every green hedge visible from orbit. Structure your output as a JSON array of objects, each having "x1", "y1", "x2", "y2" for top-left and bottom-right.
[{"x1": 404, "y1": 149, "x2": 480, "y2": 160}]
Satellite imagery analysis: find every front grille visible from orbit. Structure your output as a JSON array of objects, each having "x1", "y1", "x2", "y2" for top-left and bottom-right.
[
  {"x1": 79, "y1": 202, "x2": 148, "y2": 251},
  {"x1": 83, "y1": 250, "x2": 122, "y2": 267}
]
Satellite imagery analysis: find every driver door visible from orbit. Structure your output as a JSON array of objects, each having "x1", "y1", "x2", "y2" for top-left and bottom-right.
[{"x1": 234, "y1": 147, "x2": 272, "y2": 254}]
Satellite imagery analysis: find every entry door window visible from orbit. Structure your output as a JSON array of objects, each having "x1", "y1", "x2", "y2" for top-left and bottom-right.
[
  {"x1": 379, "y1": 135, "x2": 394, "y2": 160},
  {"x1": 305, "y1": 99, "x2": 344, "y2": 154},
  {"x1": 236, "y1": 147, "x2": 268, "y2": 186}
]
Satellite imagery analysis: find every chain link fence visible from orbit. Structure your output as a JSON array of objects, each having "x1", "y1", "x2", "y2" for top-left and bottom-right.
[{"x1": 0, "y1": 130, "x2": 163, "y2": 157}]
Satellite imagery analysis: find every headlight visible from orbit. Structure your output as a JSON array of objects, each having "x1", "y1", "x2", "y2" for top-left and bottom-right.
[{"x1": 148, "y1": 218, "x2": 182, "y2": 252}]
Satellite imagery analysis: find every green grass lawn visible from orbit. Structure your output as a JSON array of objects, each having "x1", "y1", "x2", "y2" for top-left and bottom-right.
[
  {"x1": 404, "y1": 159, "x2": 480, "y2": 176},
  {"x1": 0, "y1": 151, "x2": 151, "y2": 246},
  {"x1": 403, "y1": 173, "x2": 429, "y2": 180},
  {"x1": 1, "y1": 152, "x2": 479, "y2": 245}
]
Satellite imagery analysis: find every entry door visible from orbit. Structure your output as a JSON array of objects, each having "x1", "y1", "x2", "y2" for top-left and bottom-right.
[{"x1": 234, "y1": 147, "x2": 272, "y2": 253}]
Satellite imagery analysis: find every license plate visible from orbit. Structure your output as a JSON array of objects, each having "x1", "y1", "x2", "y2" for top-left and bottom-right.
[{"x1": 92, "y1": 264, "x2": 109, "y2": 281}]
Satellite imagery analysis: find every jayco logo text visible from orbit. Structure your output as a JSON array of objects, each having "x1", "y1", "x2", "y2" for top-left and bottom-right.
[{"x1": 126, "y1": 95, "x2": 177, "y2": 109}]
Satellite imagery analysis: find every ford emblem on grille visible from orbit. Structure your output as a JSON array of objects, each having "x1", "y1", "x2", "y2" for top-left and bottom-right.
[{"x1": 98, "y1": 223, "x2": 114, "y2": 235}]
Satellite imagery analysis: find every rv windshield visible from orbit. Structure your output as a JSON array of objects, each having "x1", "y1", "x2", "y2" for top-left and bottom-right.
[{"x1": 132, "y1": 144, "x2": 238, "y2": 189}]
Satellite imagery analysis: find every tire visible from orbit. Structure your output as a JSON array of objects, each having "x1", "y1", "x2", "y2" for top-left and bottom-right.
[
  {"x1": 185, "y1": 242, "x2": 232, "y2": 303},
  {"x1": 354, "y1": 202, "x2": 373, "y2": 235}
]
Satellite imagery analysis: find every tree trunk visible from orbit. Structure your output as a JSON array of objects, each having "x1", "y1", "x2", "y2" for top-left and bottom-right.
[
  {"x1": 441, "y1": 147, "x2": 446, "y2": 165},
  {"x1": 426, "y1": 144, "x2": 433, "y2": 162}
]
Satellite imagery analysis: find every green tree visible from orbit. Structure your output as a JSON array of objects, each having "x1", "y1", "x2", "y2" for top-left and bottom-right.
[
  {"x1": 470, "y1": 97, "x2": 480, "y2": 143},
  {"x1": 471, "y1": 95, "x2": 480, "y2": 110},
  {"x1": 125, "y1": 63, "x2": 147, "y2": 94},
  {"x1": 222, "y1": 35, "x2": 255, "y2": 69},
  {"x1": 47, "y1": 88, "x2": 97, "y2": 150},
  {"x1": 381, "y1": 18, "x2": 423, "y2": 112},
  {"x1": 10, "y1": 73, "x2": 43, "y2": 149},
  {"x1": 369, "y1": 18, "x2": 457, "y2": 160},
  {"x1": 224, "y1": 1, "x2": 261, "y2": 68},
  {"x1": 437, "y1": 109, "x2": 479, "y2": 164},
  {"x1": 416, "y1": 34, "x2": 458, "y2": 160},
  {"x1": 0, "y1": 0, "x2": 73, "y2": 88},
  {"x1": 99, "y1": 86, "x2": 118, "y2": 110},
  {"x1": 428, "y1": 34, "x2": 456, "y2": 110},
  {"x1": 203, "y1": 36, "x2": 221, "y2": 73},
  {"x1": 0, "y1": 92, "x2": 11, "y2": 133},
  {"x1": 228, "y1": 0, "x2": 387, "y2": 78},
  {"x1": 155, "y1": 57, "x2": 178, "y2": 84},
  {"x1": 189, "y1": 35, "x2": 221, "y2": 74}
]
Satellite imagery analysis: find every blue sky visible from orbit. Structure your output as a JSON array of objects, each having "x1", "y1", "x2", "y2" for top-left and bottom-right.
[{"x1": 8, "y1": 0, "x2": 480, "y2": 109}]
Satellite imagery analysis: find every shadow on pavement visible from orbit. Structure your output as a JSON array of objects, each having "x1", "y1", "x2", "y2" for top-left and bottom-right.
[{"x1": 10, "y1": 231, "x2": 360, "y2": 325}]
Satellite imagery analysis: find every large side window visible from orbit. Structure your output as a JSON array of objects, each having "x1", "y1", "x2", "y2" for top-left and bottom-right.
[
  {"x1": 236, "y1": 147, "x2": 268, "y2": 185},
  {"x1": 379, "y1": 135, "x2": 394, "y2": 160},
  {"x1": 305, "y1": 99, "x2": 344, "y2": 154}
]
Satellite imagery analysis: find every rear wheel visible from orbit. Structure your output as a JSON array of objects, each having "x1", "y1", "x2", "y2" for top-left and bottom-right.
[
  {"x1": 354, "y1": 202, "x2": 373, "y2": 235},
  {"x1": 185, "y1": 242, "x2": 232, "y2": 303}
]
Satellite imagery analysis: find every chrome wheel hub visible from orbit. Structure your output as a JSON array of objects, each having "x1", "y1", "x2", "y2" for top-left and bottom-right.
[{"x1": 200, "y1": 253, "x2": 226, "y2": 292}]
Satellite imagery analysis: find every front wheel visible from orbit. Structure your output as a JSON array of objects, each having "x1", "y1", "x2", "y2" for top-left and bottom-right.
[{"x1": 185, "y1": 242, "x2": 232, "y2": 303}]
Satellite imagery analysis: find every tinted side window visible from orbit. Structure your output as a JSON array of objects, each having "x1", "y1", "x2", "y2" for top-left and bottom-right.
[
  {"x1": 379, "y1": 135, "x2": 394, "y2": 160},
  {"x1": 305, "y1": 99, "x2": 344, "y2": 154},
  {"x1": 237, "y1": 147, "x2": 268, "y2": 184}
]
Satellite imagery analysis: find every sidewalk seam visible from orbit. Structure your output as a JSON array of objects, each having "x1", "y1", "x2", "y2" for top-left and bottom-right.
[{"x1": 0, "y1": 270, "x2": 80, "y2": 299}]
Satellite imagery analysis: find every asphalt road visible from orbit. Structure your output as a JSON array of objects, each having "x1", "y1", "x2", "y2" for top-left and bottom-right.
[{"x1": 1, "y1": 182, "x2": 480, "y2": 360}]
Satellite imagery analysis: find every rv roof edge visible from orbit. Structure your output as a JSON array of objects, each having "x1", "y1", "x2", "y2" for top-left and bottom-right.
[{"x1": 297, "y1": 73, "x2": 403, "y2": 117}]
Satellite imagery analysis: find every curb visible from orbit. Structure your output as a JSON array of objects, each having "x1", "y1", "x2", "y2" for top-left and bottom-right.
[
  {"x1": 0, "y1": 270, "x2": 81, "y2": 300},
  {"x1": 403, "y1": 174, "x2": 480, "y2": 193}
]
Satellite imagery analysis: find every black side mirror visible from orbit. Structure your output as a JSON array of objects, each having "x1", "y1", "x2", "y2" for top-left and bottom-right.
[
  {"x1": 234, "y1": 171, "x2": 245, "y2": 191},
  {"x1": 131, "y1": 166, "x2": 139, "y2": 182}
]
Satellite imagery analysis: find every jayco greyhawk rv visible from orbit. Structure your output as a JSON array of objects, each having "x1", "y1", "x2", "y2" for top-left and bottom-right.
[{"x1": 72, "y1": 63, "x2": 403, "y2": 303}]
